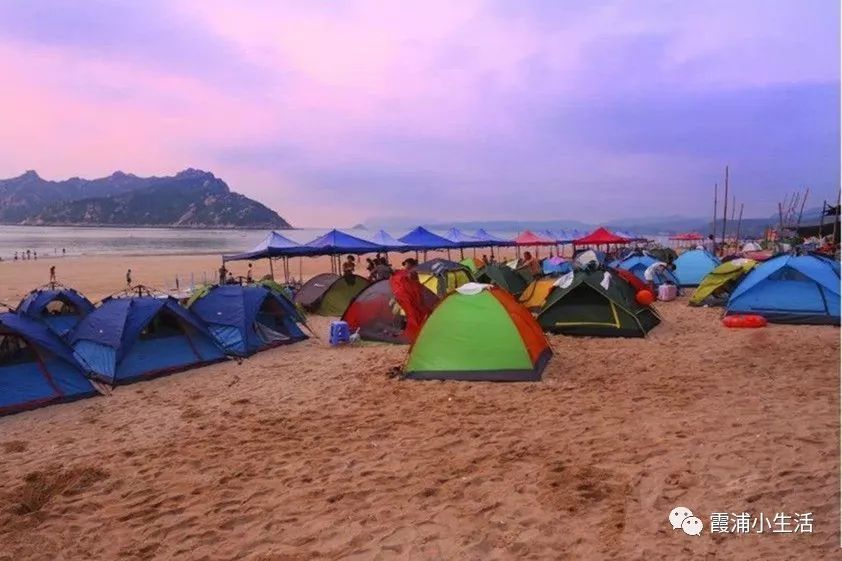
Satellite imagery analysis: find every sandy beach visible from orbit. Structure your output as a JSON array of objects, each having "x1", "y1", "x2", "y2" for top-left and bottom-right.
[{"x1": 0, "y1": 255, "x2": 839, "y2": 560}]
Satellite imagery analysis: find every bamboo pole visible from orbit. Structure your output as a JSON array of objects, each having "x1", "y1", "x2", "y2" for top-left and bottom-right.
[
  {"x1": 735, "y1": 203, "x2": 744, "y2": 248},
  {"x1": 712, "y1": 182, "x2": 718, "y2": 240},
  {"x1": 797, "y1": 187, "x2": 809, "y2": 228},
  {"x1": 832, "y1": 190, "x2": 841, "y2": 245},
  {"x1": 721, "y1": 166, "x2": 729, "y2": 246},
  {"x1": 819, "y1": 200, "x2": 827, "y2": 238}
]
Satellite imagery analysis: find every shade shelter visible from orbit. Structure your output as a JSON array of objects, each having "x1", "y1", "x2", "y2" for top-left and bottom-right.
[
  {"x1": 222, "y1": 231, "x2": 313, "y2": 281},
  {"x1": 573, "y1": 227, "x2": 629, "y2": 246}
]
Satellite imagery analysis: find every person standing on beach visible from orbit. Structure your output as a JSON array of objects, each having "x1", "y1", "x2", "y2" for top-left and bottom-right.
[
  {"x1": 342, "y1": 255, "x2": 356, "y2": 274},
  {"x1": 49, "y1": 265, "x2": 56, "y2": 283},
  {"x1": 703, "y1": 234, "x2": 716, "y2": 256},
  {"x1": 246, "y1": 263, "x2": 253, "y2": 283},
  {"x1": 218, "y1": 264, "x2": 227, "y2": 285},
  {"x1": 126, "y1": 269, "x2": 132, "y2": 287},
  {"x1": 26, "y1": 250, "x2": 30, "y2": 260}
]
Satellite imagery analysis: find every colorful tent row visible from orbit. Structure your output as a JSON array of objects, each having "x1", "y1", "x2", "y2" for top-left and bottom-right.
[
  {"x1": 223, "y1": 226, "x2": 644, "y2": 261},
  {"x1": 1, "y1": 284, "x2": 308, "y2": 416}
]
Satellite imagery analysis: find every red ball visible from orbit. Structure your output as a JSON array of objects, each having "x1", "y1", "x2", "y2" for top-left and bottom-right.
[{"x1": 636, "y1": 289, "x2": 655, "y2": 306}]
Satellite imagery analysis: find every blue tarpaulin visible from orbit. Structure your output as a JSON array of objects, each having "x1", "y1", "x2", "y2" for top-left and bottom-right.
[
  {"x1": 223, "y1": 231, "x2": 312, "y2": 261},
  {"x1": 304, "y1": 229, "x2": 385, "y2": 255}
]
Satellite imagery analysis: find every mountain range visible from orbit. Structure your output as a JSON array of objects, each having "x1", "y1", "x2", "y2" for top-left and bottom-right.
[{"x1": 0, "y1": 169, "x2": 290, "y2": 229}]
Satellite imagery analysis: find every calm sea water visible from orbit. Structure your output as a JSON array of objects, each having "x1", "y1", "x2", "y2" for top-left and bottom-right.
[{"x1": 0, "y1": 225, "x2": 665, "y2": 260}]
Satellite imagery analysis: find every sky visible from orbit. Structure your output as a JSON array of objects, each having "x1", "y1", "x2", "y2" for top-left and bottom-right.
[{"x1": 0, "y1": 0, "x2": 838, "y2": 227}]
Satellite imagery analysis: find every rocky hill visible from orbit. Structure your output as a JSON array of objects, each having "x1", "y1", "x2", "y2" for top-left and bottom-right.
[{"x1": 0, "y1": 169, "x2": 291, "y2": 229}]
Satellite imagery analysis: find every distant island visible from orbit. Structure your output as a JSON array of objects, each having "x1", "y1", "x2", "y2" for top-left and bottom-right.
[{"x1": 0, "y1": 168, "x2": 291, "y2": 229}]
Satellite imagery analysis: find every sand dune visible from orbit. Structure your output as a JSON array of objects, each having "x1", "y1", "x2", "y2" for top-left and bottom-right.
[{"x1": 0, "y1": 256, "x2": 839, "y2": 559}]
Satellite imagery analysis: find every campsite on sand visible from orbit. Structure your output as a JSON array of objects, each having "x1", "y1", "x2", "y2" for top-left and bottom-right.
[{"x1": 0, "y1": 253, "x2": 839, "y2": 560}]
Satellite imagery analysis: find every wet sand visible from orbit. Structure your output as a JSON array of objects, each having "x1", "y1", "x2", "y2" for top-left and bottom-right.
[{"x1": 0, "y1": 255, "x2": 839, "y2": 560}]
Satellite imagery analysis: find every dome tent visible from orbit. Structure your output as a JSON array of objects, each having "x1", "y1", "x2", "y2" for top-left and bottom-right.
[
  {"x1": 612, "y1": 253, "x2": 680, "y2": 287},
  {"x1": 188, "y1": 284, "x2": 307, "y2": 356},
  {"x1": 70, "y1": 295, "x2": 226, "y2": 385},
  {"x1": 415, "y1": 259, "x2": 474, "y2": 298},
  {"x1": 16, "y1": 285, "x2": 95, "y2": 336},
  {"x1": 341, "y1": 276, "x2": 438, "y2": 344},
  {"x1": 536, "y1": 269, "x2": 661, "y2": 337},
  {"x1": 474, "y1": 264, "x2": 528, "y2": 296},
  {"x1": 294, "y1": 273, "x2": 370, "y2": 316},
  {"x1": 689, "y1": 259, "x2": 757, "y2": 307},
  {"x1": 672, "y1": 249, "x2": 720, "y2": 287},
  {"x1": 404, "y1": 284, "x2": 552, "y2": 381},
  {"x1": 518, "y1": 278, "x2": 559, "y2": 311},
  {"x1": 0, "y1": 312, "x2": 97, "y2": 416},
  {"x1": 725, "y1": 254, "x2": 840, "y2": 324}
]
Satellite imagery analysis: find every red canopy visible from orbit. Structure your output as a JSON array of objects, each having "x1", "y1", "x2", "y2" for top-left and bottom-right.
[
  {"x1": 669, "y1": 232, "x2": 704, "y2": 241},
  {"x1": 573, "y1": 227, "x2": 629, "y2": 245},
  {"x1": 514, "y1": 230, "x2": 555, "y2": 246}
]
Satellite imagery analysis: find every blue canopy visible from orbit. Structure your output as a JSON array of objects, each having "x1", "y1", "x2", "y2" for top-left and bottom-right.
[
  {"x1": 472, "y1": 229, "x2": 514, "y2": 246},
  {"x1": 368, "y1": 230, "x2": 417, "y2": 251},
  {"x1": 444, "y1": 228, "x2": 488, "y2": 248},
  {"x1": 223, "y1": 231, "x2": 312, "y2": 261},
  {"x1": 16, "y1": 287, "x2": 95, "y2": 336},
  {"x1": 189, "y1": 285, "x2": 306, "y2": 356},
  {"x1": 304, "y1": 229, "x2": 385, "y2": 255},
  {"x1": 399, "y1": 227, "x2": 458, "y2": 249},
  {"x1": 70, "y1": 296, "x2": 226, "y2": 384},
  {"x1": 726, "y1": 254, "x2": 840, "y2": 324},
  {"x1": 0, "y1": 312, "x2": 96, "y2": 416}
]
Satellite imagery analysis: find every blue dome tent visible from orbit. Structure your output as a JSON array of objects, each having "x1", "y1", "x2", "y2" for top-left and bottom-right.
[
  {"x1": 70, "y1": 296, "x2": 226, "y2": 385},
  {"x1": 612, "y1": 253, "x2": 680, "y2": 287},
  {"x1": 726, "y1": 254, "x2": 840, "y2": 324},
  {"x1": 673, "y1": 250, "x2": 720, "y2": 287},
  {"x1": 16, "y1": 286, "x2": 95, "y2": 336},
  {"x1": 188, "y1": 285, "x2": 307, "y2": 357},
  {"x1": 0, "y1": 312, "x2": 97, "y2": 416}
]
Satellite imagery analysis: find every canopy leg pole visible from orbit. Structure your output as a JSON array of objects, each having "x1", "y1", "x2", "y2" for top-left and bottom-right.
[
  {"x1": 269, "y1": 257, "x2": 275, "y2": 280},
  {"x1": 460, "y1": 248, "x2": 464, "y2": 260},
  {"x1": 299, "y1": 257, "x2": 303, "y2": 282},
  {"x1": 447, "y1": 249, "x2": 451, "y2": 260}
]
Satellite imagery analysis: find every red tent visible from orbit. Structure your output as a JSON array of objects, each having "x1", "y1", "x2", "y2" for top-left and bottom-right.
[
  {"x1": 514, "y1": 230, "x2": 555, "y2": 246},
  {"x1": 573, "y1": 227, "x2": 629, "y2": 245}
]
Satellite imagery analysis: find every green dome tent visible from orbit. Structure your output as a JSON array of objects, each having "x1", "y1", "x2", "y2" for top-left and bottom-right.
[
  {"x1": 475, "y1": 264, "x2": 529, "y2": 296},
  {"x1": 405, "y1": 284, "x2": 552, "y2": 381},
  {"x1": 294, "y1": 273, "x2": 370, "y2": 316},
  {"x1": 537, "y1": 269, "x2": 660, "y2": 337}
]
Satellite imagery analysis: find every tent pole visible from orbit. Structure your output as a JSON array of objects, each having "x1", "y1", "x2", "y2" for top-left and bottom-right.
[
  {"x1": 269, "y1": 257, "x2": 275, "y2": 280},
  {"x1": 721, "y1": 166, "x2": 729, "y2": 247}
]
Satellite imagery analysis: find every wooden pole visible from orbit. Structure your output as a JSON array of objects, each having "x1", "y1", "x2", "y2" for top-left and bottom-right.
[
  {"x1": 819, "y1": 200, "x2": 827, "y2": 238},
  {"x1": 735, "y1": 203, "x2": 744, "y2": 248},
  {"x1": 269, "y1": 257, "x2": 275, "y2": 280},
  {"x1": 778, "y1": 202, "x2": 785, "y2": 234},
  {"x1": 832, "y1": 190, "x2": 841, "y2": 245},
  {"x1": 721, "y1": 166, "x2": 729, "y2": 246},
  {"x1": 712, "y1": 182, "x2": 718, "y2": 240},
  {"x1": 796, "y1": 187, "x2": 809, "y2": 228}
]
